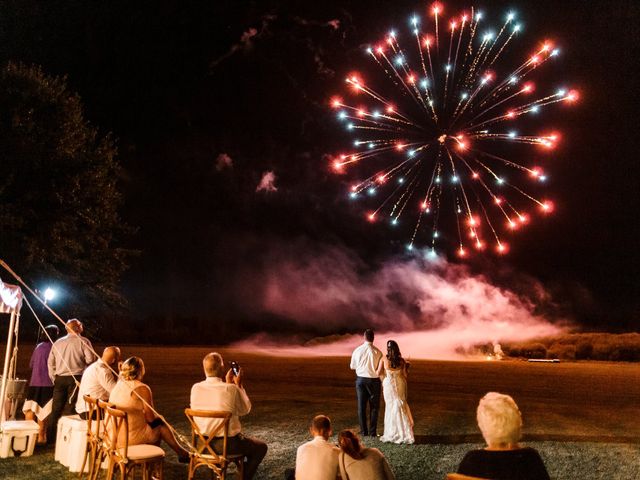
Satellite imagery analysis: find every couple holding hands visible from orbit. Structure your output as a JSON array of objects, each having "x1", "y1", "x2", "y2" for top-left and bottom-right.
[{"x1": 350, "y1": 329, "x2": 414, "y2": 444}]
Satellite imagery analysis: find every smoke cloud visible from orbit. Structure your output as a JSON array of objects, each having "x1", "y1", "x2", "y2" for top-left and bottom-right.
[
  {"x1": 256, "y1": 171, "x2": 278, "y2": 192},
  {"x1": 230, "y1": 240, "x2": 565, "y2": 359},
  {"x1": 215, "y1": 153, "x2": 233, "y2": 171}
]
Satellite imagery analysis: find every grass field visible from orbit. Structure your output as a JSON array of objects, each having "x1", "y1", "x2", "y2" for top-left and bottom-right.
[{"x1": 1, "y1": 345, "x2": 639, "y2": 479}]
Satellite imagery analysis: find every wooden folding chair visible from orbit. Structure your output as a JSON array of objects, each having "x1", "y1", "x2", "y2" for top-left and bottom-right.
[
  {"x1": 103, "y1": 404, "x2": 165, "y2": 480},
  {"x1": 79, "y1": 395, "x2": 103, "y2": 480},
  {"x1": 184, "y1": 409, "x2": 244, "y2": 480}
]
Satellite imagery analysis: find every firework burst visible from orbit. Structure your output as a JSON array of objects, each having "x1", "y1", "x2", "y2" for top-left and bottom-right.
[{"x1": 330, "y1": 4, "x2": 578, "y2": 257}]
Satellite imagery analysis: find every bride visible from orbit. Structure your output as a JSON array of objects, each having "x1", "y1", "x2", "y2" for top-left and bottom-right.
[{"x1": 377, "y1": 340, "x2": 414, "y2": 444}]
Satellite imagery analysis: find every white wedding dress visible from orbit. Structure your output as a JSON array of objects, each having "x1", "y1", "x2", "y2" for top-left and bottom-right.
[{"x1": 380, "y1": 366, "x2": 414, "y2": 444}]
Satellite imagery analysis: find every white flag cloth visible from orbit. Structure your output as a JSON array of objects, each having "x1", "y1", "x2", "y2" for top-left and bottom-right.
[{"x1": 0, "y1": 278, "x2": 22, "y2": 314}]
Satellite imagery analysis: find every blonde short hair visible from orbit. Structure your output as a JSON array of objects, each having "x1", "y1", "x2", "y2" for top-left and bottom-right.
[
  {"x1": 120, "y1": 356, "x2": 145, "y2": 381},
  {"x1": 203, "y1": 352, "x2": 225, "y2": 378},
  {"x1": 476, "y1": 392, "x2": 522, "y2": 446}
]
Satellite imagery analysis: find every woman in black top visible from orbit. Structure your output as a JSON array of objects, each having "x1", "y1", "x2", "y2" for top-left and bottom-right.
[{"x1": 457, "y1": 392, "x2": 550, "y2": 480}]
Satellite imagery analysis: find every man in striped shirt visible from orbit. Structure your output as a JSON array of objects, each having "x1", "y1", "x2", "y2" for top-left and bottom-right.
[{"x1": 47, "y1": 319, "x2": 95, "y2": 442}]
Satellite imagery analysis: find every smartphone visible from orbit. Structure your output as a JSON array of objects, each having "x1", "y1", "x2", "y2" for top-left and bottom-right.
[{"x1": 230, "y1": 361, "x2": 240, "y2": 376}]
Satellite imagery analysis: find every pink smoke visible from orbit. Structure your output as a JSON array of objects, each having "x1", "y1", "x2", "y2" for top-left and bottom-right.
[{"x1": 230, "y1": 242, "x2": 565, "y2": 359}]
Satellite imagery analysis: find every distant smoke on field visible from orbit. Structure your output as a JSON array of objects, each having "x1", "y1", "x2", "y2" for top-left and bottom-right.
[
  {"x1": 230, "y1": 240, "x2": 566, "y2": 359},
  {"x1": 215, "y1": 153, "x2": 233, "y2": 171},
  {"x1": 256, "y1": 171, "x2": 278, "y2": 192}
]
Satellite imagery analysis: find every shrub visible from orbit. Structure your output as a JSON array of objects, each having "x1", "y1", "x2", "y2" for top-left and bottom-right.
[{"x1": 547, "y1": 343, "x2": 576, "y2": 360}]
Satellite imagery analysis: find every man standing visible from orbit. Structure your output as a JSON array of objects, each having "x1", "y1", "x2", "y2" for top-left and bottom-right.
[
  {"x1": 294, "y1": 415, "x2": 340, "y2": 480},
  {"x1": 47, "y1": 319, "x2": 95, "y2": 440},
  {"x1": 350, "y1": 329, "x2": 383, "y2": 437},
  {"x1": 75, "y1": 346, "x2": 120, "y2": 419},
  {"x1": 190, "y1": 352, "x2": 267, "y2": 480}
]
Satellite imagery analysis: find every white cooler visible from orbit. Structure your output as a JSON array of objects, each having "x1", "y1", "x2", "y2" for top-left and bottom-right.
[
  {"x1": 0, "y1": 420, "x2": 39, "y2": 458},
  {"x1": 55, "y1": 415, "x2": 89, "y2": 472}
]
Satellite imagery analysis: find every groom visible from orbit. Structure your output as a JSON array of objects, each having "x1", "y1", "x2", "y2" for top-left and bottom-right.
[{"x1": 350, "y1": 328, "x2": 383, "y2": 437}]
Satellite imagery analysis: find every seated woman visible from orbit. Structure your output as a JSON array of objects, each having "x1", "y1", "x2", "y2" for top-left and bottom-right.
[
  {"x1": 109, "y1": 356, "x2": 188, "y2": 461},
  {"x1": 457, "y1": 392, "x2": 550, "y2": 480},
  {"x1": 338, "y1": 430, "x2": 395, "y2": 480}
]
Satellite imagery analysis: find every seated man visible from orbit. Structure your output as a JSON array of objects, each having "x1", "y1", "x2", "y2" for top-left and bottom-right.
[
  {"x1": 295, "y1": 415, "x2": 340, "y2": 480},
  {"x1": 190, "y1": 352, "x2": 267, "y2": 480},
  {"x1": 75, "y1": 346, "x2": 120, "y2": 419}
]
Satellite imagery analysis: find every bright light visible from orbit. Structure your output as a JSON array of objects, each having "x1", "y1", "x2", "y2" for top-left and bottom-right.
[
  {"x1": 44, "y1": 288, "x2": 56, "y2": 302},
  {"x1": 565, "y1": 90, "x2": 579, "y2": 102}
]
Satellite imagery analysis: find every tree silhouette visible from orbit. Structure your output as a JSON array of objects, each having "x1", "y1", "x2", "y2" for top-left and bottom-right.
[{"x1": 0, "y1": 62, "x2": 133, "y2": 312}]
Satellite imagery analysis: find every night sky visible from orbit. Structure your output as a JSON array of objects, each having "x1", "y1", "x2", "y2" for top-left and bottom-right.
[{"x1": 1, "y1": 0, "x2": 638, "y2": 335}]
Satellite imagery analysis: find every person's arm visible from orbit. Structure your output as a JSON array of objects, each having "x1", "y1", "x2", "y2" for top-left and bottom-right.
[
  {"x1": 380, "y1": 452, "x2": 396, "y2": 480},
  {"x1": 47, "y1": 346, "x2": 56, "y2": 382},
  {"x1": 82, "y1": 338, "x2": 96, "y2": 366},
  {"x1": 189, "y1": 384, "x2": 197, "y2": 408},
  {"x1": 402, "y1": 359, "x2": 410, "y2": 377},
  {"x1": 376, "y1": 356, "x2": 386, "y2": 377},
  {"x1": 349, "y1": 349, "x2": 357, "y2": 370},
  {"x1": 337, "y1": 451, "x2": 347, "y2": 480},
  {"x1": 98, "y1": 364, "x2": 118, "y2": 394},
  {"x1": 135, "y1": 385, "x2": 156, "y2": 423},
  {"x1": 233, "y1": 370, "x2": 251, "y2": 416}
]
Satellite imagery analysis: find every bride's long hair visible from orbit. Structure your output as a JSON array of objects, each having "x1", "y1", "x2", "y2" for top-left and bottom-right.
[{"x1": 386, "y1": 340, "x2": 404, "y2": 369}]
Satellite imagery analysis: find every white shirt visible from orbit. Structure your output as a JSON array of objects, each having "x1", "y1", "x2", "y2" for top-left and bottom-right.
[
  {"x1": 350, "y1": 341, "x2": 383, "y2": 378},
  {"x1": 295, "y1": 436, "x2": 340, "y2": 480},
  {"x1": 190, "y1": 377, "x2": 251, "y2": 437},
  {"x1": 75, "y1": 359, "x2": 117, "y2": 414}
]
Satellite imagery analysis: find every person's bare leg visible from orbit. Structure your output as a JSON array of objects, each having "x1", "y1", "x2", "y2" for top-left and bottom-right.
[
  {"x1": 159, "y1": 425, "x2": 188, "y2": 458},
  {"x1": 25, "y1": 411, "x2": 46, "y2": 443},
  {"x1": 39, "y1": 419, "x2": 48, "y2": 443}
]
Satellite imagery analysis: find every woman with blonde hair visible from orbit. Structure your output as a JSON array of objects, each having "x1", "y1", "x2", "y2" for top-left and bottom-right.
[
  {"x1": 109, "y1": 356, "x2": 188, "y2": 461},
  {"x1": 457, "y1": 392, "x2": 550, "y2": 480},
  {"x1": 338, "y1": 430, "x2": 395, "y2": 480}
]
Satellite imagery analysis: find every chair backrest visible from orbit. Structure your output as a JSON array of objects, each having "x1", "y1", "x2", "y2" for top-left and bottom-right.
[
  {"x1": 446, "y1": 473, "x2": 490, "y2": 480},
  {"x1": 184, "y1": 409, "x2": 232, "y2": 464},
  {"x1": 96, "y1": 399, "x2": 115, "y2": 439},
  {"x1": 83, "y1": 395, "x2": 100, "y2": 436},
  {"x1": 103, "y1": 404, "x2": 129, "y2": 462}
]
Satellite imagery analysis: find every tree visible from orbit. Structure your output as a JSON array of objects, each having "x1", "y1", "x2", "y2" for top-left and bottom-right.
[{"x1": 0, "y1": 62, "x2": 132, "y2": 312}]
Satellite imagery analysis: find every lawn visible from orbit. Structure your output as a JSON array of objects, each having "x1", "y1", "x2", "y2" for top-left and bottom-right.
[{"x1": 1, "y1": 346, "x2": 639, "y2": 479}]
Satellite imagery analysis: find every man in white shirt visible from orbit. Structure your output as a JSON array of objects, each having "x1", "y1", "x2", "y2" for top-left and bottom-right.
[
  {"x1": 294, "y1": 415, "x2": 339, "y2": 480},
  {"x1": 350, "y1": 329, "x2": 383, "y2": 437},
  {"x1": 75, "y1": 346, "x2": 120, "y2": 419},
  {"x1": 190, "y1": 352, "x2": 267, "y2": 480}
]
